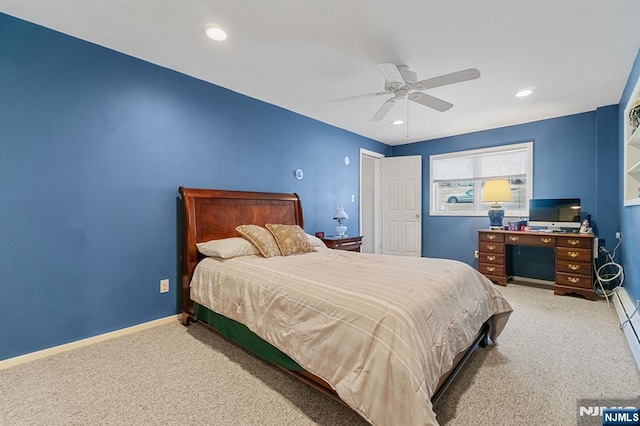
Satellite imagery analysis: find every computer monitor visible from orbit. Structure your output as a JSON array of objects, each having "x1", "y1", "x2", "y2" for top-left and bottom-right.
[{"x1": 528, "y1": 198, "x2": 581, "y2": 231}]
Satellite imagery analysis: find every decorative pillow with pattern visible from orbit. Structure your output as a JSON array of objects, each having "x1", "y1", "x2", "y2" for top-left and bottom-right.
[
  {"x1": 266, "y1": 224, "x2": 317, "y2": 256},
  {"x1": 235, "y1": 225, "x2": 282, "y2": 257}
]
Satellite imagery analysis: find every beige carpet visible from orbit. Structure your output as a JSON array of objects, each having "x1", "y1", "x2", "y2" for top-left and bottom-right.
[{"x1": 1, "y1": 283, "x2": 638, "y2": 426}]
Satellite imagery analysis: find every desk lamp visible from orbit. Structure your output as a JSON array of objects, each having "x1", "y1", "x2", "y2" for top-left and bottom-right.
[
  {"x1": 481, "y1": 179, "x2": 513, "y2": 229},
  {"x1": 333, "y1": 206, "x2": 349, "y2": 237}
]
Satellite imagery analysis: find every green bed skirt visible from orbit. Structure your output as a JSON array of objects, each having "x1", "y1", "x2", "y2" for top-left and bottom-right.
[{"x1": 193, "y1": 303, "x2": 303, "y2": 371}]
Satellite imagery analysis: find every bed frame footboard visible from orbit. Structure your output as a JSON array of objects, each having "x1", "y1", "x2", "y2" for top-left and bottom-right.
[{"x1": 431, "y1": 321, "x2": 491, "y2": 404}]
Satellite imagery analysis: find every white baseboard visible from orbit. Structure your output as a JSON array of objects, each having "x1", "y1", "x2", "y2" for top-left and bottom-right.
[
  {"x1": 0, "y1": 314, "x2": 181, "y2": 371},
  {"x1": 612, "y1": 287, "x2": 640, "y2": 370}
]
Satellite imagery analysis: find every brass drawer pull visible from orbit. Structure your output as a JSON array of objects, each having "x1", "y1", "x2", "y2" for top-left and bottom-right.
[
  {"x1": 509, "y1": 236, "x2": 519, "y2": 242},
  {"x1": 568, "y1": 251, "x2": 579, "y2": 258},
  {"x1": 541, "y1": 238, "x2": 552, "y2": 244},
  {"x1": 569, "y1": 264, "x2": 580, "y2": 271},
  {"x1": 487, "y1": 255, "x2": 496, "y2": 261},
  {"x1": 568, "y1": 239, "x2": 580, "y2": 246},
  {"x1": 487, "y1": 266, "x2": 495, "y2": 272},
  {"x1": 487, "y1": 245, "x2": 495, "y2": 251},
  {"x1": 487, "y1": 234, "x2": 496, "y2": 240},
  {"x1": 568, "y1": 277, "x2": 580, "y2": 284}
]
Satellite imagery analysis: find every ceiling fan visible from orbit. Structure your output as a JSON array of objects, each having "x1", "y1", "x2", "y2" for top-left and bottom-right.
[{"x1": 332, "y1": 63, "x2": 481, "y2": 122}]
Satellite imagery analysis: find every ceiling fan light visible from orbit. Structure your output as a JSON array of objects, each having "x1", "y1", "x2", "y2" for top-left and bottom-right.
[
  {"x1": 515, "y1": 89, "x2": 533, "y2": 98},
  {"x1": 205, "y1": 24, "x2": 228, "y2": 41}
]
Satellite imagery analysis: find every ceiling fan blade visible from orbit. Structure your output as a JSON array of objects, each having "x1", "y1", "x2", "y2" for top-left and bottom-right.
[
  {"x1": 331, "y1": 91, "x2": 390, "y2": 103},
  {"x1": 376, "y1": 63, "x2": 405, "y2": 85},
  {"x1": 412, "y1": 68, "x2": 481, "y2": 91},
  {"x1": 371, "y1": 97, "x2": 397, "y2": 121},
  {"x1": 409, "y1": 92, "x2": 453, "y2": 112}
]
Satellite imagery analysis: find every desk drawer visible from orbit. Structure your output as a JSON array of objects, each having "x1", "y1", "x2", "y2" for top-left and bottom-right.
[
  {"x1": 557, "y1": 236, "x2": 592, "y2": 249},
  {"x1": 478, "y1": 241, "x2": 504, "y2": 254},
  {"x1": 478, "y1": 253, "x2": 504, "y2": 265},
  {"x1": 478, "y1": 263, "x2": 505, "y2": 277},
  {"x1": 556, "y1": 272, "x2": 593, "y2": 289},
  {"x1": 504, "y1": 234, "x2": 556, "y2": 246},
  {"x1": 479, "y1": 232, "x2": 504, "y2": 242},
  {"x1": 557, "y1": 247, "x2": 591, "y2": 262},
  {"x1": 557, "y1": 260, "x2": 592, "y2": 275}
]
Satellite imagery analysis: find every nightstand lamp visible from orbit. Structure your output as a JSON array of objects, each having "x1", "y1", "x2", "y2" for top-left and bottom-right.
[
  {"x1": 333, "y1": 206, "x2": 349, "y2": 237},
  {"x1": 481, "y1": 179, "x2": 512, "y2": 230}
]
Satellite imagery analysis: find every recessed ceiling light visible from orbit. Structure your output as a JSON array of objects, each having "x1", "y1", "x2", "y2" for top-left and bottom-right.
[
  {"x1": 515, "y1": 89, "x2": 533, "y2": 98},
  {"x1": 205, "y1": 24, "x2": 228, "y2": 41},
  {"x1": 391, "y1": 120, "x2": 404, "y2": 125}
]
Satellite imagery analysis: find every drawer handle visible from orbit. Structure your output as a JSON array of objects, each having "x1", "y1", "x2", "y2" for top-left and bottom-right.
[
  {"x1": 487, "y1": 266, "x2": 495, "y2": 272},
  {"x1": 568, "y1": 264, "x2": 581, "y2": 271},
  {"x1": 568, "y1": 239, "x2": 580, "y2": 246},
  {"x1": 568, "y1": 251, "x2": 579, "y2": 258},
  {"x1": 487, "y1": 255, "x2": 496, "y2": 261},
  {"x1": 568, "y1": 277, "x2": 580, "y2": 284},
  {"x1": 487, "y1": 245, "x2": 495, "y2": 251},
  {"x1": 541, "y1": 238, "x2": 552, "y2": 244},
  {"x1": 487, "y1": 235, "x2": 496, "y2": 240},
  {"x1": 509, "y1": 236, "x2": 519, "y2": 242}
]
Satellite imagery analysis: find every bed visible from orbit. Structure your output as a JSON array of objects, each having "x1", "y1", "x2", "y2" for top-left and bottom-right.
[{"x1": 178, "y1": 187, "x2": 512, "y2": 425}]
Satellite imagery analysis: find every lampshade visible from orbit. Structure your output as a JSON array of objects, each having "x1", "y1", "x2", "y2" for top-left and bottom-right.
[
  {"x1": 333, "y1": 207, "x2": 349, "y2": 221},
  {"x1": 481, "y1": 179, "x2": 513, "y2": 203},
  {"x1": 481, "y1": 179, "x2": 512, "y2": 230}
]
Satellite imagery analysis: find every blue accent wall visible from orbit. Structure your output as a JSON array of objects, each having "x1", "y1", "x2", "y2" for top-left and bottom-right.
[
  {"x1": 0, "y1": 14, "x2": 390, "y2": 361},
  {"x1": 391, "y1": 109, "x2": 621, "y2": 280},
  {"x1": 619, "y1": 47, "x2": 640, "y2": 304}
]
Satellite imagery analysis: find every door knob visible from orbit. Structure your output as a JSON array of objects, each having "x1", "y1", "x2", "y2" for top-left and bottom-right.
[{"x1": 415, "y1": 214, "x2": 421, "y2": 219}]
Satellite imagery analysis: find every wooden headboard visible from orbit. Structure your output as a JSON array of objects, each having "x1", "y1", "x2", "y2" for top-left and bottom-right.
[{"x1": 178, "y1": 187, "x2": 304, "y2": 320}]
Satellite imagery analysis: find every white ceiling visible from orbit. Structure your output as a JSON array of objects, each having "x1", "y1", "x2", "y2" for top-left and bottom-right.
[{"x1": 3, "y1": 1, "x2": 640, "y2": 146}]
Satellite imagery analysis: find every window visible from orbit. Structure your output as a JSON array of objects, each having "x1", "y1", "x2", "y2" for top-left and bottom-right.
[{"x1": 429, "y1": 142, "x2": 533, "y2": 217}]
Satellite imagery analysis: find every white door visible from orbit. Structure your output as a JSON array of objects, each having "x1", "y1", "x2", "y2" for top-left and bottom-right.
[{"x1": 381, "y1": 155, "x2": 422, "y2": 256}]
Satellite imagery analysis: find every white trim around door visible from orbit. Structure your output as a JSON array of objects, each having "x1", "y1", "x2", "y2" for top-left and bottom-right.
[{"x1": 359, "y1": 148, "x2": 385, "y2": 254}]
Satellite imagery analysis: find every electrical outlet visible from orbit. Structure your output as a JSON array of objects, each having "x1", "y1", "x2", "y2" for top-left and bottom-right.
[
  {"x1": 160, "y1": 279, "x2": 169, "y2": 293},
  {"x1": 474, "y1": 250, "x2": 479, "y2": 259},
  {"x1": 616, "y1": 232, "x2": 621, "y2": 239}
]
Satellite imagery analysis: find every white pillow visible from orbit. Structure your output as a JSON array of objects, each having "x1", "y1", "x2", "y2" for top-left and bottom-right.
[
  {"x1": 197, "y1": 237, "x2": 260, "y2": 258},
  {"x1": 306, "y1": 233, "x2": 328, "y2": 249}
]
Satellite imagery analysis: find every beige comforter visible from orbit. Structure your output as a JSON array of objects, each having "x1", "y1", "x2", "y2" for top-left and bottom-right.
[{"x1": 190, "y1": 249, "x2": 512, "y2": 425}]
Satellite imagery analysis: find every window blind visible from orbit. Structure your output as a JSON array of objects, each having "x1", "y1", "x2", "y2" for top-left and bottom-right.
[{"x1": 432, "y1": 146, "x2": 529, "y2": 182}]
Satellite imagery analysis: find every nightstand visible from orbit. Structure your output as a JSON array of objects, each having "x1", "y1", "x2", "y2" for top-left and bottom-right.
[{"x1": 321, "y1": 235, "x2": 363, "y2": 252}]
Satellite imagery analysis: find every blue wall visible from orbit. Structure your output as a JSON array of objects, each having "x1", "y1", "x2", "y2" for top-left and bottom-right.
[
  {"x1": 391, "y1": 109, "x2": 621, "y2": 278},
  {"x1": 1, "y1": 11, "x2": 636, "y2": 363},
  {"x1": 619, "y1": 48, "x2": 640, "y2": 304},
  {"x1": 0, "y1": 14, "x2": 390, "y2": 361}
]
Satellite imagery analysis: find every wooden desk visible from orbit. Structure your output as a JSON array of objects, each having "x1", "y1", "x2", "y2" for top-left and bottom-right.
[
  {"x1": 321, "y1": 235, "x2": 363, "y2": 252},
  {"x1": 477, "y1": 230, "x2": 596, "y2": 300}
]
